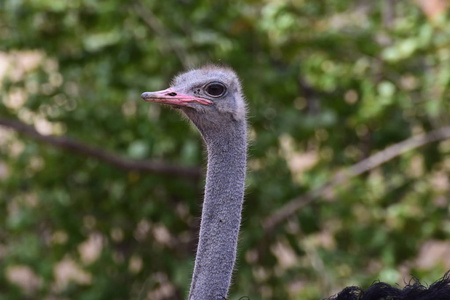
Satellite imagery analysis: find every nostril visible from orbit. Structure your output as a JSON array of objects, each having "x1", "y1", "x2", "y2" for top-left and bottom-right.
[{"x1": 168, "y1": 92, "x2": 177, "y2": 96}]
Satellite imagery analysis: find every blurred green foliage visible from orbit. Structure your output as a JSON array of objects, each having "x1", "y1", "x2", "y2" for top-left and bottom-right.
[{"x1": 1, "y1": 1, "x2": 449, "y2": 299}]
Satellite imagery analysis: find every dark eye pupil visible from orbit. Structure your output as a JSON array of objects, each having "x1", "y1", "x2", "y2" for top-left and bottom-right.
[{"x1": 206, "y1": 84, "x2": 225, "y2": 96}]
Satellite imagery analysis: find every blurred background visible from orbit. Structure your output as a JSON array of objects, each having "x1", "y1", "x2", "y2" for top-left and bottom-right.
[{"x1": 1, "y1": 0, "x2": 450, "y2": 299}]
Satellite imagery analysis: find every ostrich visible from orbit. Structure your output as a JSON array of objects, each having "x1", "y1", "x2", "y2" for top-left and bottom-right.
[{"x1": 141, "y1": 65, "x2": 450, "y2": 300}]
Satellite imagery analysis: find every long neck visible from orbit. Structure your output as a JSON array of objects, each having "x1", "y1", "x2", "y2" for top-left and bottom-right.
[{"x1": 188, "y1": 119, "x2": 247, "y2": 300}]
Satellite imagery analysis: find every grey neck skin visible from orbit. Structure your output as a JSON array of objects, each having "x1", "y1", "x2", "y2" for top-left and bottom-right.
[{"x1": 188, "y1": 118, "x2": 247, "y2": 300}]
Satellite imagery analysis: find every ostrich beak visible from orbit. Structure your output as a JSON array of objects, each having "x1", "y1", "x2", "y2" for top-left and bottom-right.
[{"x1": 141, "y1": 88, "x2": 212, "y2": 106}]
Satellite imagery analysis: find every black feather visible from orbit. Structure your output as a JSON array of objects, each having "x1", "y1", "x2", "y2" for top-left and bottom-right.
[{"x1": 326, "y1": 271, "x2": 450, "y2": 300}]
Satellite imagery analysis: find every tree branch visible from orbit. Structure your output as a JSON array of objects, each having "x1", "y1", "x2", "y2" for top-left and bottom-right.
[
  {"x1": 0, "y1": 118, "x2": 202, "y2": 179},
  {"x1": 263, "y1": 126, "x2": 450, "y2": 232}
]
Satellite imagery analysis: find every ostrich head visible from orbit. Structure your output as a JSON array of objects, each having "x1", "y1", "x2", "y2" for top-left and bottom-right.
[{"x1": 141, "y1": 65, "x2": 246, "y2": 135}]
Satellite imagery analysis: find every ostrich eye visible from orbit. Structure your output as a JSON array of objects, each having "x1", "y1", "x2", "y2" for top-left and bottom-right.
[{"x1": 204, "y1": 82, "x2": 226, "y2": 97}]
